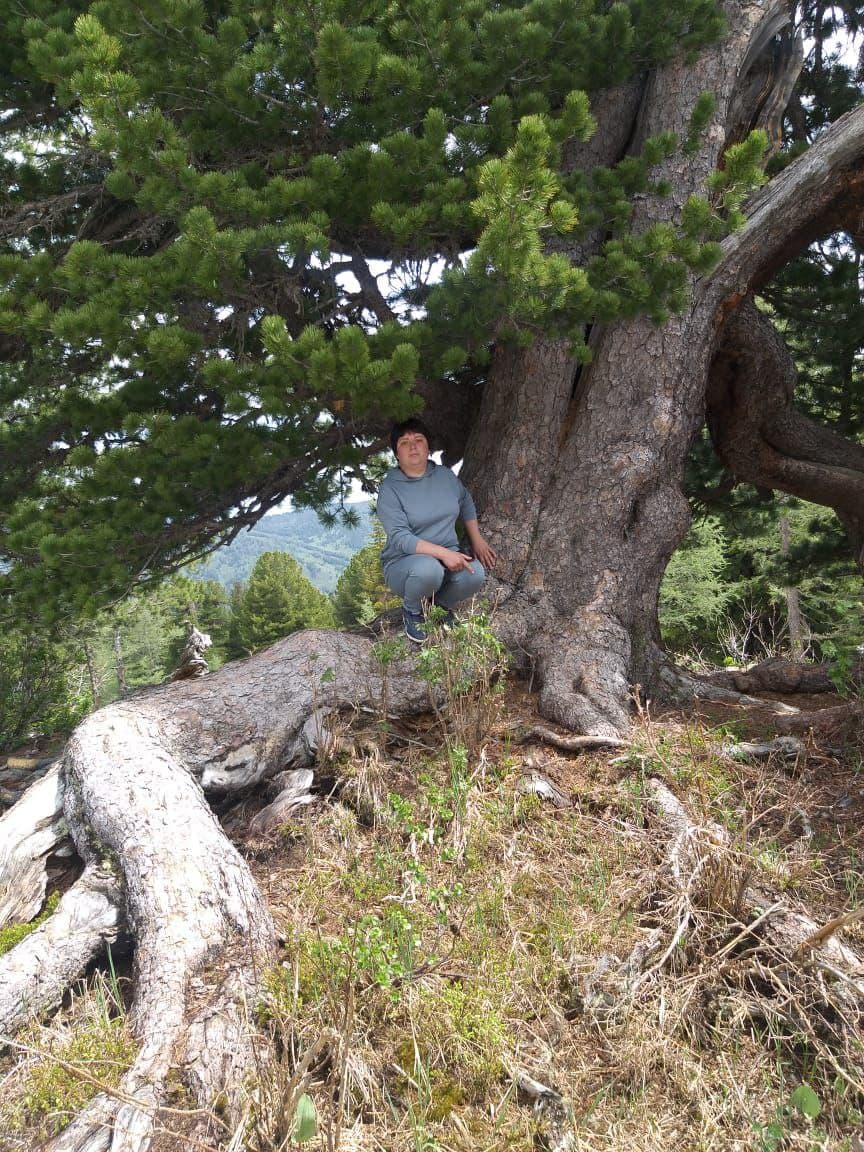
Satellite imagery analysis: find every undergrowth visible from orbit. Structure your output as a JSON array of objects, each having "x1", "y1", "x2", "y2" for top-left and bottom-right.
[
  {"x1": 0, "y1": 965, "x2": 135, "y2": 1147},
  {"x1": 0, "y1": 890, "x2": 60, "y2": 956},
  {"x1": 236, "y1": 619, "x2": 864, "y2": 1151}
]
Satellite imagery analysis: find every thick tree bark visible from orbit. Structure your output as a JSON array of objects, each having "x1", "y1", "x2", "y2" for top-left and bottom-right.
[
  {"x1": 458, "y1": 2, "x2": 864, "y2": 734},
  {"x1": 709, "y1": 298, "x2": 864, "y2": 559}
]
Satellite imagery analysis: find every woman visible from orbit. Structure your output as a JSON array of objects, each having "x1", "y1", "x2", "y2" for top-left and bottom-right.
[{"x1": 377, "y1": 417, "x2": 497, "y2": 643}]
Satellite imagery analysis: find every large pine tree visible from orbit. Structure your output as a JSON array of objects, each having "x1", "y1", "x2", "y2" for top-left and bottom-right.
[
  {"x1": 2, "y1": 6, "x2": 864, "y2": 1146},
  {"x1": 2, "y1": 0, "x2": 862, "y2": 734},
  {"x1": 231, "y1": 551, "x2": 335, "y2": 651}
]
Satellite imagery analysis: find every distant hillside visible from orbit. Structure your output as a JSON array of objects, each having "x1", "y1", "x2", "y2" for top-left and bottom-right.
[{"x1": 187, "y1": 503, "x2": 374, "y2": 593}]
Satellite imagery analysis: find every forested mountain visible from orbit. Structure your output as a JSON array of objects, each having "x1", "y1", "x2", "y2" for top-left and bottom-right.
[{"x1": 188, "y1": 503, "x2": 375, "y2": 593}]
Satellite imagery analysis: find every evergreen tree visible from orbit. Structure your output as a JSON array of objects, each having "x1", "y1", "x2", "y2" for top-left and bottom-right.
[
  {"x1": 1, "y1": 0, "x2": 862, "y2": 732},
  {"x1": 0, "y1": 0, "x2": 729, "y2": 616},
  {"x1": 0, "y1": 628, "x2": 91, "y2": 751},
  {"x1": 225, "y1": 580, "x2": 249, "y2": 662},
  {"x1": 659, "y1": 517, "x2": 735, "y2": 656},
  {"x1": 157, "y1": 574, "x2": 231, "y2": 670},
  {"x1": 232, "y1": 551, "x2": 335, "y2": 653},
  {"x1": 332, "y1": 521, "x2": 399, "y2": 627}
]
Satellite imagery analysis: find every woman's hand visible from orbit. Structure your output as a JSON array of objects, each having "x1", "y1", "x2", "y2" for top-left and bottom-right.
[
  {"x1": 439, "y1": 548, "x2": 476, "y2": 572},
  {"x1": 470, "y1": 536, "x2": 497, "y2": 570}
]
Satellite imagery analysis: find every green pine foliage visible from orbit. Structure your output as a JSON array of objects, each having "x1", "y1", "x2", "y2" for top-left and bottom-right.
[
  {"x1": 332, "y1": 521, "x2": 400, "y2": 627},
  {"x1": 84, "y1": 574, "x2": 231, "y2": 701},
  {"x1": 660, "y1": 498, "x2": 864, "y2": 664},
  {"x1": 230, "y1": 552, "x2": 335, "y2": 654},
  {"x1": 0, "y1": 0, "x2": 731, "y2": 619},
  {"x1": 659, "y1": 516, "x2": 734, "y2": 654},
  {"x1": 760, "y1": 241, "x2": 864, "y2": 438},
  {"x1": 0, "y1": 628, "x2": 90, "y2": 752}
]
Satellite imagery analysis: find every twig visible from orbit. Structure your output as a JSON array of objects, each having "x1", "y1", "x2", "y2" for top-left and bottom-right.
[
  {"x1": 798, "y1": 907, "x2": 864, "y2": 953},
  {"x1": 520, "y1": 726, "x2": 625, "y2": 752}
]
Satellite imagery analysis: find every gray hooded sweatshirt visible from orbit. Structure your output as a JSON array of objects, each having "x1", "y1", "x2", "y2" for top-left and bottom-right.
[{"x1": 377, "y1": 462, "x2": 477, "y2": 572}]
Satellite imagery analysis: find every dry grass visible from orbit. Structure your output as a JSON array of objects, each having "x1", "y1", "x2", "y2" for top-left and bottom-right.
[
  {"x1": 232, "y1": 677, "x2": 864, "y2": 1152},
  {"x1": 2, "y1": 642, "x2": 862, "y2": 1151},
  {"x1": 0, "y1": 965, "x2": 136, "y2": 1149}
]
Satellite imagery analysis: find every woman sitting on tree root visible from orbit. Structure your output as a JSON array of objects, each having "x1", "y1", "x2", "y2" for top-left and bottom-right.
[{"x1": 377, "y1": 417, "x2": 497, "y2": 643}]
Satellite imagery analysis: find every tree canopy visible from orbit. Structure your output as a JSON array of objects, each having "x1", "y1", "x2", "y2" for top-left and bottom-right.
[{"x1": 0, "y1": 0, "x2": 744, "y2": 617}]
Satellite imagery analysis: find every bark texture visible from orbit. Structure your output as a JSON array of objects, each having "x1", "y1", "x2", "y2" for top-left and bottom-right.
[
  {"x1": 454, "y1": 2, "x2": 864, "y2": 734},
  {"x1": 4, "y1": 5, "x2": 864, "y2": 1146},
  {"x1": 705, "y1": 655, "x2": 864, "y2": 694}
]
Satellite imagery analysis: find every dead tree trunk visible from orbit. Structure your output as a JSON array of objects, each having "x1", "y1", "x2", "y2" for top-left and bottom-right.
[{"x1": 0, "y1": 631, "x2": 433, "y2": 1152}]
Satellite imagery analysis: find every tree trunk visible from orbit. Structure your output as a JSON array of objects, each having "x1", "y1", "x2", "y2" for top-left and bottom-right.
[
  {"x1": 5, "y1": 5, "x2": 864, "y2": 1144},
  {"x1": 113, "y1": 628, "x2": 128, "y2": 697},
  {"x1": 779, "y1": 513, "x2": 806, "y2": 658},
  {"x1": 457, "y1": 1, "x2": 864, "y2": 735}
]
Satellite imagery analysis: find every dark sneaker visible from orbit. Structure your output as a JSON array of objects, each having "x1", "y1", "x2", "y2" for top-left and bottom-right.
[{"x1": 403, "y1": 607, "x2": 427, "y2": 644}]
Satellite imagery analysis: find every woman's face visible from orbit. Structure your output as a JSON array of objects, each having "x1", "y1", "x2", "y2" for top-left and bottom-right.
[{"x1": 395, "y1": 430, "x2": 429, "y2": 476}]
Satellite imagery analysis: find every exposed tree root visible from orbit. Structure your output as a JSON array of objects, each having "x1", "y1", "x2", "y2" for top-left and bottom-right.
[
  {"x1": 584, "y1": 778, "x2": 864, "y2": 1095},
  {"x1": 655, "y1": 658, "x2": 800, "y2": 716},
  {"x1": 773, "y1": 701, "x2": 863, "y2": 739},
  {"x1": 0, "y1": 631, "x2": 436, "y2": 1151},
  {"x1": 0, "y1": 865, "x2": 124, "y2": 1038},
  {"x1": 722, "y1": 735, "x2": 804, "y2": 761},
  {"x1": 705, "y1": 655, "x2": 863, "y2": 695},
  {"x1": 663, "y1": 652, "x2": 862, "y2": 740},
  {"x1": 536, "y1": 616, "x2": 635, "y2": 738},
  {"x1": 0, "y1": 765, "x2": 70, "y2": 927},
  {"x1": 519, "y1": 725, "x2": 625, "y2": 752}
]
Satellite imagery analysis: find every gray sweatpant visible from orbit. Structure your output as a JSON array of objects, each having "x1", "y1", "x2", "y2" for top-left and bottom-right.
[{"x1": 384, "y1": 554, "x2": 486, "y2": 613}]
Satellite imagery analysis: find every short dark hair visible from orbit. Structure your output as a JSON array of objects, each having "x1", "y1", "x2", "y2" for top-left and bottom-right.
[{"x1": 390, "y1": 417, "x2": 432, "y2": 455}]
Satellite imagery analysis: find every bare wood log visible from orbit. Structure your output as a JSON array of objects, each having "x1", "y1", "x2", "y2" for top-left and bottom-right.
[
  {"x1": 0, "y1": 765, "x2": 70, "y2": 929},
  {"x1": 0, "y1": 865, "x2": 124, "y2": 1039}
]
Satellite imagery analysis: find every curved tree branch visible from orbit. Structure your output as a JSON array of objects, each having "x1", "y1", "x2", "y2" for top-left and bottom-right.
[
  {"x1": 703, "y1": 101, "x2": 864, "y2": 312},
  {"x1": 708, "y1": 298, "x2": 864, "y2": 561}
]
